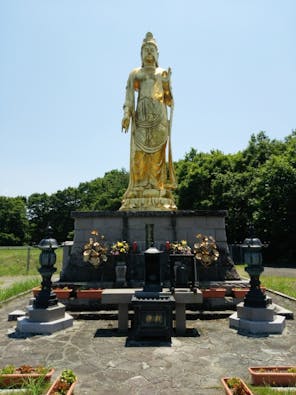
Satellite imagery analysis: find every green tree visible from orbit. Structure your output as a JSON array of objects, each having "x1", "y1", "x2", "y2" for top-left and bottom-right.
[
  {"x1": 175, "y1": 131, "x2": 296, "y2": 262},
  {"x1": 0, "y1": 196, "x2": 29, "y2": 245},
  {"x1": 78, "y1": 169, "x2": 129, "y2": 211},
  {"x1": 252, "y1": 155, "x2": 296, "y2": 261},
  {"x1": 48, "y1": 187, "x2": 81, "y2": 241},
  {"x1": 27, "y1": 193, "x2": 52, "y2": 243}
]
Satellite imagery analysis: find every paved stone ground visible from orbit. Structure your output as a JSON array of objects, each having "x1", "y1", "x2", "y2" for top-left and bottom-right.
[{"x1": 0, "y1": 290, "x2": 295, "y2": 394}]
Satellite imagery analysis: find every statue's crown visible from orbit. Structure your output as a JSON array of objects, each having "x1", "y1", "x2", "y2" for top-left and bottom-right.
[{"x1": 142, "y1": 32, "x2": 158, "y2": 50}]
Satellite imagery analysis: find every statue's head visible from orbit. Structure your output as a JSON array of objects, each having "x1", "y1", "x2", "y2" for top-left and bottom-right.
[{"x1": 141, "y1": 32, "x2": 159, "y2": 67}]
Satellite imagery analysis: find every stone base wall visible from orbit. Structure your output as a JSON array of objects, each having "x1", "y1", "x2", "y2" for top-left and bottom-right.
[
  {"x1": 71, "y1": 210, "x2": 228, "y2": 254},
  {"x1": 59, "y1": 210, "x2": 240, "y2": 283}
]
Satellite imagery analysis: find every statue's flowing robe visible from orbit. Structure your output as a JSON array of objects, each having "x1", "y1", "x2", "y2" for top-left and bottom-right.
[{"x1": 120, "y1": 67, "x2": 177, "y2": 211}]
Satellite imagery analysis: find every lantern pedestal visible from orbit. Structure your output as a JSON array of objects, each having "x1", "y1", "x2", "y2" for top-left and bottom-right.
[
  {"x1": 17, "y1": 303, "x2": 73, "y2": 334},
  {"x1": 229, "y1": 302, "x2": 285, "y2": 335}
]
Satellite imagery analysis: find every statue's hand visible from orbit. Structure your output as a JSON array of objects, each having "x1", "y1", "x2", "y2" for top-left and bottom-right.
[
  {"x1": 121, "y1": 116, "x2": 130, "y2": 132},
  {"x1": 162, "y1": 67, "x2": 172, "y2": 83}
]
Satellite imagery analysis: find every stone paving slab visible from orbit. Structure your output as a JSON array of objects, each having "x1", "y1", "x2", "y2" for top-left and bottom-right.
[{"x1": 0, "y1": 293, "x2": 295, "y2": 394}]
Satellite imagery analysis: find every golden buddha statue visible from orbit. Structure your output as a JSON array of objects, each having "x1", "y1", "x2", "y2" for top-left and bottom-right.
[{"x1": 120, "y1": 32, "x2": 177, "y2": 211}]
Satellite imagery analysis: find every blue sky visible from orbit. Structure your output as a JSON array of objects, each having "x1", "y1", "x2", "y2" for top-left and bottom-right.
[{"x1": 1, "y1": 1, "x2": 295, "y2": 197}]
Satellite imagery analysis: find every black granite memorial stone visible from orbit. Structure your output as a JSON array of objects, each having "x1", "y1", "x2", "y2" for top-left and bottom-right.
[{"x1": 143, "y1": 246, "x2": 162, "y2": 292}]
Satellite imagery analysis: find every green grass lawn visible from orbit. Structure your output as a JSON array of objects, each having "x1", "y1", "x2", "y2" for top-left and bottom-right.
[
  {"x1": 0, "y1": 277, "x2": 41, "y2": 303},
  {"x1": 235, "y1": 264, "x2": 296, "y2": 298},
  {"x1": 0, "y1": 247, "x2": 63, "y2": 302},
  {"x1": 250, "y1": 387, "x2": 296, "y2": 394},
  {"x1": 0, "y1": 247, "x2": 63, "y2": 276}
]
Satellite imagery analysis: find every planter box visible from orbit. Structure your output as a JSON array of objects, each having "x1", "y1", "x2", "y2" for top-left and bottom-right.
[
  {"x1": 76, "y1": 289, "x2": 102, "y2": 300},
  {"x1": 32, "y1": 287, "x2": 72, "y2": 299},
  {"x1": 232, "y1": 288, "x2": 249, "y2": 298},
  {"x1": 201, "y1": 288, "x2": 226, "y2": 298},
  {"x1": 54, "y1": 289, "x2": 72, "y2": 299},
  {"x1": 46, "y1": 376, "x2": 77, "y2": 395},
  {"x1": 221, "y1": 377, "x2": 254, "y2": 395},
  {"x1": 248, "y1": 366, "x2": 296, "y2": 386},
  {"x1": 32, "y1": 287, "x2": 41, "y2": 297},
  {"x1": 232, "y1": 287, "x2": 266, "y2": 299},
  {"x1": 0, "y1": 367, "x2": 55, "y2": 387}
]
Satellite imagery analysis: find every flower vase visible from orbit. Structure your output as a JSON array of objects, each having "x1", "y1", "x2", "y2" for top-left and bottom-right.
[{"x1": 115, "y1": 256, "x2": 127, "y2": 286}]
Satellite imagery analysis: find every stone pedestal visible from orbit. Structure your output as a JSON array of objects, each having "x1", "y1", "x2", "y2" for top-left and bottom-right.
[
  {"x1": 17, "y1": 303, "x2": 73, "y2": 334},
  {"x1": 229, "y1": 302, "x2": 286, "y2": 335}
]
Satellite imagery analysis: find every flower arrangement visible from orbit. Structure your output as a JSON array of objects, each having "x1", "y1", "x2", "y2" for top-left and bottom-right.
[
  {"x1": 193, "y1": 233, "x2": 219, "y2": 267},
  {"x1": 110, "y1": 240, "x2": 129, "y2": 256},
  {"x1": 170, "y1": 240, "x2": 192, "y2": 255},
  {"x1": 0, "y1": 365, "x2": 54, "y2": 388},
  {"x1": 0, "y1": 365, "x2": 51, "y2": 375},
  {"x1": 222, "y1": 377, "x2": 253, "y2": 395},
  {"x1": 83, "y1": 230, "x2": 108, "y2": 268},
  {"x1": 46, "y1": 369, "x2": 77, "y2": 395}
]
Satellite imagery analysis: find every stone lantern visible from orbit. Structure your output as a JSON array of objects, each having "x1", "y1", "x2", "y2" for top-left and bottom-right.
[
  {"x1": 229, "y1": 234, "x2": 285, "y2": 335},
  {"x1": 17, "y1": 226, "x2": 73, "y2": 334},
  {"x1": 241, "y1": 236, "x2": 267, "y2": 308},
  {"x1": 34, "y1": 226, "x2": 59, "y2": 309}
]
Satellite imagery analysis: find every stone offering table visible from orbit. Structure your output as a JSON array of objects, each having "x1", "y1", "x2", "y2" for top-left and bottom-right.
[
  {"x1": 173, "y1": 289, "x2": 203, "y2": 335},
  {"x1": 101, "y1": 288, "x2": 203, "y2": 335},
  {"x1": 101, "y1": 289, "x2": 140, "y2": 332}
]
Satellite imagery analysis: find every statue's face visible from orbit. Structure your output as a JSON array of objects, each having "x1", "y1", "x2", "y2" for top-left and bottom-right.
[{"x1": 141, "y1": 44, "x2": 158, "y2": 66}]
